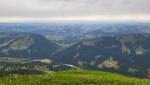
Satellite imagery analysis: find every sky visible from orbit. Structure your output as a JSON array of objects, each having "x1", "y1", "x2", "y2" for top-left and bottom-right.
[{"x1": 0, "y1": 0, "x2": 150, "y2": 22}]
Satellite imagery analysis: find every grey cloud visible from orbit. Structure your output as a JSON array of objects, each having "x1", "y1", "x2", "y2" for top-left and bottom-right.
[{"x1": 0, "y1": 0, "x2": 149, "y2": 17}]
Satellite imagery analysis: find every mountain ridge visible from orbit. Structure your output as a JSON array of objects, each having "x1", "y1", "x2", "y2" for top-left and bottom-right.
[
  {"x1": 51, "y1": 33, "x2": 150, "y2": 77},
  {"x1": 0, "y1": 32, "x2": 59, "y2": 58}
]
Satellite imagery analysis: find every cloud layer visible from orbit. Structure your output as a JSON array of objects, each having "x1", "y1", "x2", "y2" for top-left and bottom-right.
[{"x1": 0, "y1": 0, "x2": 150, "y2": 21}]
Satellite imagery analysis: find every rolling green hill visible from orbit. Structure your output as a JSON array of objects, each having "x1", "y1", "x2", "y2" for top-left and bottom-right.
[{"x1": 0, "y1": 70, "x2": 150, "y2": 85}]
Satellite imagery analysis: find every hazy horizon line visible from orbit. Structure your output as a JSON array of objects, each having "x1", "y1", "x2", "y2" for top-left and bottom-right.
[{"x1": 0, "y1": 15, "x2": 150, "y2": 23}]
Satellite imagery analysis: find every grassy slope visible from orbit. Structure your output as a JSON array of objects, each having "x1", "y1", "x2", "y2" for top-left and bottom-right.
[{"x1": 0, "y1": 70, "x2": 150, "y2": 85}]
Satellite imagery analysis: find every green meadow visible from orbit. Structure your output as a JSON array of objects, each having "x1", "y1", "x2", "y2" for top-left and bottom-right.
[{"x1": 0, "y1": 70, "x2": 150, "y2": 85}]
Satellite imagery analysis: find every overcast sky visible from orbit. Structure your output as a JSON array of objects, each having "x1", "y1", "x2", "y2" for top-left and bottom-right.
[{"x1": 0, "y1": 0, "x2": 150, "y2": 22}]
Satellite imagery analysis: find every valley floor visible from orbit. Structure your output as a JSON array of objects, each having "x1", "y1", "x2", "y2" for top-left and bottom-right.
[{"x1": 0, "y1": 70, "x2": 150, "y2": 85}]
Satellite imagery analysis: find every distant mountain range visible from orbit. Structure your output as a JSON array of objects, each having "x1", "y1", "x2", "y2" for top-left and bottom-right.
[
  {"x1": 0, "y1": 23, "x2": 150, "y2": 44},
  {"x1": 0, "y1": 23, "x2": 150, "y2": 78},
  {"x1": 0, "y1": 32, "x2": 59, "y2": 58}
]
